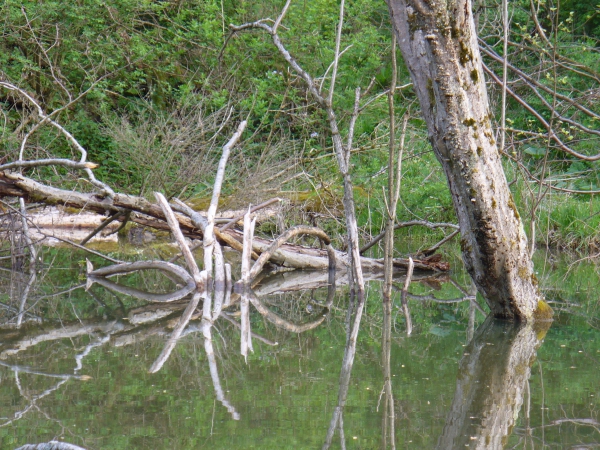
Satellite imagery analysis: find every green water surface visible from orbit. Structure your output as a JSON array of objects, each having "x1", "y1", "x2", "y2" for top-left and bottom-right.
[{"x1": 0, "y1": 248, "x2": 598, "y2": 449}]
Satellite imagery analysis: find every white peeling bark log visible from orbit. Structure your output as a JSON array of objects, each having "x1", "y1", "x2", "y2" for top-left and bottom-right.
[
  {"x1": 0, "y1": 171, "x2": 448, "y2": 273},
  {"x1": 386, "y1": 0, "x2": 551, "y2": 320}
]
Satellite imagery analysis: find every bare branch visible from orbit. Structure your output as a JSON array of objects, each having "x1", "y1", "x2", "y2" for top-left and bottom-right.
[
  {"x1": 155, "y1": 192, "x2": 203, "y2": 285},
  {"x1": 228, "y1": 22, "x2": 327, "y2": 106},
  {"x1": 501, "y1": 150, "x2": 600, "y2": 195},
  {"x1": 481, "y1": 43, "x2": 599, "y2": 122},
  {"x1": 220, "y1": 197, "x2": 281, "y2": 231},
  {"x1": 481, "y1": 64, "x2": 600, "y2": 161},
  {"x1": 0, "y1": 159, "x2": 99, "y2": 172},
  {"x1": 272, "y1": 0, "x2": 292, "y2": 34},
  {"x1": 248, "y1": 225, "x2": 335, "y2": 280},
  {"x1": 499, "y1": 0, "x2": 509, "y2": 153},
  {"x1": 80, "y1": 211, "x2": 124, "y2": 246},
  {"x1": 0, "y1": 81, "x2": 115, "y2": 195}
]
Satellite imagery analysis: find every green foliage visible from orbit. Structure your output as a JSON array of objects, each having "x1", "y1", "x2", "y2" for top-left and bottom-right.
[{"x1": 0, "y1": 0, "x2": 598, "y2": 250}]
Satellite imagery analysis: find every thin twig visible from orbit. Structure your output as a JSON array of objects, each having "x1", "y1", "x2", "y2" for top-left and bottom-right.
[
  {"x1": 500, "y1": 0, "x2": 509, "y2": 153},
  {"x1": 272, "y1": 0, "x2": 292, "y2": 34},
  {"x1": 419, "y1": 229, "x2": 460, "y2": 256},
  {"x1": 360, "y1": 221, "x2": 459, "y2": 254},
  {"x1": 80, "y1": 211, "x2": 123, "y2": 245},
  {"x1": 328, "y1": 0, "x2": 346, "y2": 105}
]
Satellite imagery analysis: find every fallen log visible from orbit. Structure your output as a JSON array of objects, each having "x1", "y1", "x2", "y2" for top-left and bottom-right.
[{"x1": 0, "y1": 170, "x2": 449, "y2": 272}]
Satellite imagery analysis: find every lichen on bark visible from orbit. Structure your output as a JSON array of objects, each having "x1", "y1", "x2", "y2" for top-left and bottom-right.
[{"x1": 387, "y1": 0, "x2": 551, "y2": 321}]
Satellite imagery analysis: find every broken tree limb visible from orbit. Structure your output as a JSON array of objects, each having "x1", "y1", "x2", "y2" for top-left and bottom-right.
[
  {"x1": 202, "y1": 121, "x2": 247, "y2": 319},
  {"x1": 171, "y1": 198, "x2": 259, "y2": 260},
  {"x1": 418, "y1": 230, "x2": 460, "y2": 257},
  {"x1": 0, "y1": 171, "x2": 168, "y2": 220},
  {"x1": 0, "y1": 80, "x2": 114, "y2": 197},
  {"x1": 239, "y1": 209, "x2": 255, "y2": 360},
  {"x1": 219, "y1": 197, "x2": 282, "y2": 231},
  {"x1": 80, "y1": 210, "x2": 124, "y2": 245},
  {"x1": 155, "y1": 192, "x2": 203, "y2": 285},
  {"x1": 86, "y1": 260, "x2": 196, "y2": 303},
  {"x1": 0, "y1": 158, "x2": 98, "y2": 172}
]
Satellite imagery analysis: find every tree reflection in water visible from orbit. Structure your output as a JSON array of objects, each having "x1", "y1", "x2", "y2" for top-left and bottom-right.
[
  {"x1": 437, "y1": 317, "x2": 551, "y2": 449},
  {"x1": 1, "y1": 257, "x2": 555, "y2": 449},
  {"x1": 320, "y1": 280, "x2": 550, "y2": 450}
]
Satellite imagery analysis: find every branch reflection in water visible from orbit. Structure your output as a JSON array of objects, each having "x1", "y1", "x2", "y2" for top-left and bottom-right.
[
  {"x1": 85, "y1": 259, "x2": 452, "y2": 446},
  {"x1": 322, "y1": 284, "x2": 363, "y2": 449},
  {"x1": 380, "y1": 277, "x2": 396, "y2": 450},
  {"x1": 0, "y1": 251, "x2": 549, "y2": 449},
  {"x1": 82, "y1": 262, "x2": 342, "y2": 422},
  {"x1": 320, "y1": 278, "x2": 550, "y2": 449}
]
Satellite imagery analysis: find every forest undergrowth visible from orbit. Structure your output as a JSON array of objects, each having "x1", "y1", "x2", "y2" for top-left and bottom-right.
[{"x1": 0, "y1": 0, "x2": 598, "y2": 256}]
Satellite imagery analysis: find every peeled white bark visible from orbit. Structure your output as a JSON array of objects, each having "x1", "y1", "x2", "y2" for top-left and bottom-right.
[{"x1": 387, "y1": 0, "x2": 552, "y2": 320}]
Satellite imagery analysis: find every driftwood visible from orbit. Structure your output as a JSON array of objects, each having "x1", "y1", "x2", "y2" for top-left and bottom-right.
[{"x1": 0, "y1": 170, "x2": 449, "y2": 273}]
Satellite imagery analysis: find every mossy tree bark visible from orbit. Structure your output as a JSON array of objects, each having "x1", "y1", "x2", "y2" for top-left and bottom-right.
[{"x1": 387, "y1": 0, "x2": 551, "y2": 320}]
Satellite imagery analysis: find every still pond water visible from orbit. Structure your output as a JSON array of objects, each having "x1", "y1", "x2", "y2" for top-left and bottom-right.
[{"x1": 0, "y1": 247, "x2": 599, "y2": 449}]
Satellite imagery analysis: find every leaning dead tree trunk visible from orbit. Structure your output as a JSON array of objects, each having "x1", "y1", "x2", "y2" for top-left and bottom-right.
[{"x1": 386, "y1": 0, "x2": 552, "y2": 321}]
